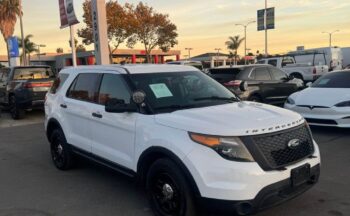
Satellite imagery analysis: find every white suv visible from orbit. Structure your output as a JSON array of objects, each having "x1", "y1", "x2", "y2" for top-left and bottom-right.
[{"x1": 45, "y1": 65, "x2": 321, "y2": 216}]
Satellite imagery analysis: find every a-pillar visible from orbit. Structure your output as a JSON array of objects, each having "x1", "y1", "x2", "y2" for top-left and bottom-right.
[
  {"x1": 131, "y1": 54, "x2": 136, "y2": 64},
  {"x1": 176, "y1": 55, "x2": 180, "y2": 61}
]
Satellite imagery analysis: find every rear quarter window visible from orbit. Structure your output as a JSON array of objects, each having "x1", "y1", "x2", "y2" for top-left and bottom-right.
[{"x1": 50, "y1": 73, "x2": 69, "y2": 94}]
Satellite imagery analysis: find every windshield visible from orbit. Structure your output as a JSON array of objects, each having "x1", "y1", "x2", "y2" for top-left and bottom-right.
[
  {"x1": 312, "y1": 72, "x2": 350, "y2": 88},
  {"x1": 13, "y1": 67, "x2": 54, "y2": 80},
  {"x1": 129, "y1": 71, "x2": 239, "y2": 113}
]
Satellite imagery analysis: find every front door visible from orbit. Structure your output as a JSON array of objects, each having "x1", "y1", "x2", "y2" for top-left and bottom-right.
[{"x1": 89, "y1": 73, "x2": 137, "y2": 168}]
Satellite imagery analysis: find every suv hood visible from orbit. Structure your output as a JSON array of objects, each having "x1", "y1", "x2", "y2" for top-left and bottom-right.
[
  {"x1": 292, "y1": 88, "x2": 350, "y2": 107},
  {"x1": 155, "y1": 102, "x2": 304, "y2": 136}
]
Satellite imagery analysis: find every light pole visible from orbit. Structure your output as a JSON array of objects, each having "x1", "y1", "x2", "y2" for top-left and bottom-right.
[
  {"x1": 36, "y1": 44, "x2": 46, "y2": 62},
  {"x1": 322, "y1": 30, "x2": 339, "y2": 48},
  {"x1": 264, "y1": 0, "x2": 268, "y2": 57},
  {"x1": 19, "y1": 0, "x2": 26, "y2": 66},
  {"x1": 236, "y1": 21, "x2": 256, "y2": 65},
  {"x1": 185, "y1": 48, "x2": 193, "y2": 60},
  {"x1": 215, "y1": 48, "x2": 221, "y2": 67}
]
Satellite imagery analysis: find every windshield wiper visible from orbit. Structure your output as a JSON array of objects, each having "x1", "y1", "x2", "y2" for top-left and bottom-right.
[
  {"x1": 154, "y1": 104, "x2": 197, "y2": 111},
  {"x1": 193, "y1": 96, "x2": 239, "y2": 102}
]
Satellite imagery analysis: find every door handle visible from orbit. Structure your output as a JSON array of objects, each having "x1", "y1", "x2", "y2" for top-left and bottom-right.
[
  {"x1": 60, "y1": 104, "x2": 67, "y2": 109},
  {"x1": 92, "y1": 112, "x2": 103, "y2": 119}
]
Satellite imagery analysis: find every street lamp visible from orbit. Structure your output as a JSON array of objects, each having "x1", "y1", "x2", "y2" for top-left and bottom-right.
[
  {"x1": 236, "y1": 21, "x2": 256, "y2": 65},
  {"x1": 185, "y1": 48, "x2": 193, "y2": 60},
  {"x1": 36, "y1": 44, "x2": 46, "y2": 62},
  {"x1": 19, "y1": 0, "x2": 26, "y2": 66},
  {"x1": 214, "y1": 48, "x2": 221, "y2": 67},
  {"x1": 322, "y1": 30, "x2": 340, "y2": 48}
]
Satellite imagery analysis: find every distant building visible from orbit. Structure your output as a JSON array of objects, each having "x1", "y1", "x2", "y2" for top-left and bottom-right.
[
  {"x1": 0, "y1": 49, "x2": 181, "y2": 72},
  {"x1": 190, "y1": 53, "x2": 229, "y2": 68}
]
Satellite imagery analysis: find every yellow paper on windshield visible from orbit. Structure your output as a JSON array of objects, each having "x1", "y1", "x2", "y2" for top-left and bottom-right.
[{"x1": 149, "y1": 83, "x2": 173, "y2": 98}]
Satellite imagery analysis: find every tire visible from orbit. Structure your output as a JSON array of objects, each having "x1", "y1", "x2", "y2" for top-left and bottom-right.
[
  {"x1": 9, "y1": 95, "x2": 25, "y2": 120},
  {"x1": 50, "y1": 128, "x2": 74, "y2": 170},
  {"x1": 146, "y1": 158, "x2": 197, "y2": 216},
  {"x1": 248, "y1": 95, "x2": 262, "y2": 103}
]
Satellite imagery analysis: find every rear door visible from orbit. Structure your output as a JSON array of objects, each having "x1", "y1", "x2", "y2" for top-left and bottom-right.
[
  {"x1": 62, "y1": 73, "x2": 102, "y2": 152},
  {"x1": 89, "y1": 73, "x2": 137, "y2": 168},
  {"x1": 250, "y1": 67, "x2": 278, "y2": 103},
  {"x1": 268, "y1": 66, "x2": 298, "y2": 104}
]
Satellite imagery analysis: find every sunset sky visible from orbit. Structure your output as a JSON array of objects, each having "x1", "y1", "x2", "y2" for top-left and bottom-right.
[{"x1": 1, "y1": 0, "x2": 349, "y2": 57}]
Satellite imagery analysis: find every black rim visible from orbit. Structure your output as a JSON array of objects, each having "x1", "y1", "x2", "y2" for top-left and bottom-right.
[
  {"x1": 51, "y1": 135, "x2": 66, "y2": 168},
  {"x1": 151, "y1": 172, "x2": 183, "y2": 216}
]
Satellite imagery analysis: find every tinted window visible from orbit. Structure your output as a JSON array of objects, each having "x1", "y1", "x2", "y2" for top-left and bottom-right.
[
  {"x1": 209, "y1": 68, "x2": 243, "y2": 83},
  {"x1": 268, "y1": 59, "x2": 277, "y2": 67},
  {"x1": 312, "y1": 72, "x2": 350, "y2": 88},
  {"x1": 253, "y1": 67, "x2": 271, "y2": 81},
  {"x1": 67, "y1": 73, "x2": 101, "y2": 102},
  {"x1": 50, "y1": 73, "x2": 69, "y2": 94},
  {"x1": 269, "y1": 67, "x2": 287, "y2": 80},
  {"x1": 13, "y1": 67, "x2": 54, "y2": 80},
  {"x1": 98, "y1": 74, "x2": 131, "y2": 105}
]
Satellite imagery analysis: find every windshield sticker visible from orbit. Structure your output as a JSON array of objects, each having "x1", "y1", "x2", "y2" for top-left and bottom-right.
[
  {"x1": 319, "y1": 79, "x2": 330, "y2": 85},
  {"x1": 149, "y1": 83, "x2": 173, "y2": 98}
]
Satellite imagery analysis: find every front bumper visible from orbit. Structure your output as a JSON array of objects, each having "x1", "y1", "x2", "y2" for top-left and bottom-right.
[
  {"x1": 198, "y1": 164, "x2": 320, "y2": 215},
  {"x1": 284, "y1": 104, "x2": 350, "y2": 128},
  {"x1": 184, "y1": 140, "x2": 321, "y2": 201}
]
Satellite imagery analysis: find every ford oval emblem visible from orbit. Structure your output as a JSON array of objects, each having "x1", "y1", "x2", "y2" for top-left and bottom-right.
[{"x1": 288, "y1": 139, "x2": 301, "y2": 149}]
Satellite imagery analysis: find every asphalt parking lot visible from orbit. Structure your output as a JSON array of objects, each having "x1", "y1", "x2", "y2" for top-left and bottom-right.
[{"x1": 0, "y1": 111, "x2": 349, "y2": 216}]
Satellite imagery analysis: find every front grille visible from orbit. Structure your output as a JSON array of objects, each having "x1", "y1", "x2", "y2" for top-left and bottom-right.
[{"x1": 242, "y1": 124, "x2": 314, "y2": 171}]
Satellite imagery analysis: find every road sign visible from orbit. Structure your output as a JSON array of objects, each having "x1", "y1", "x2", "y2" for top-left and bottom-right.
[
  {"x1": 257, "y1": 7, "x2": 275, "y2": 31},
  {"x1": 257, "y1": 9, "x2": 265, "y2": 31}
]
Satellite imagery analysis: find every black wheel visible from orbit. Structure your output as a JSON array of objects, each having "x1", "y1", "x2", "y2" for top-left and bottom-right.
[
  {"x1": 146, "y1": 159, "x2": 196, "y2": 216},
  {"x1": 248, "y1": 95, "x2": 262, "y2": 103},
  {"x1": 9, "y1": 95, "x2": 25, "y2": 120},
  {"x1": 50, "y1": 128, "x2": 74, "y2": 170}
]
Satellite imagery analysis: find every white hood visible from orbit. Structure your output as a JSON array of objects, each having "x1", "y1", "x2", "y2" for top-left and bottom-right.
[
  {"x1": 291, "y1": 88, "x2": 350, "y2": 107},
  {"x1": 155, "y1": 102, "x2": 304, "y2": 136}
]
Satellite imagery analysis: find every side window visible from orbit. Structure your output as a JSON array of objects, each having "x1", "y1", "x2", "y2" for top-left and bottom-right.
[
  {"x1": 268, "y1": 59, "x2": 278, "y2": 67},
  {"x1": 98, "y1": 74, "x2": 131, "y2": 105},
  {"x1": 50, "y1": 73, "x2": 69, "y2": 94},
  {"x1": 269, "y1": 67, "x2": 288, "y2": 81},
  {"x1": 254, "y1": 67, "x2": 272, "y2": 81},
  {"x1": 282, "y1": 58, "x2": 294, "y2": 67},
  {"x1": 67, "y1": 73, "x2": 101, "y2": 103}
]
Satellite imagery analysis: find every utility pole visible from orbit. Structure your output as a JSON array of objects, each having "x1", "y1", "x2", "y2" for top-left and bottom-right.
[
  {"x1": 185, "y1": 48, "x2": 193, "y2": 60},
  {"x1": 19, "y1": 0, "x2": 26, "y2": 66},
  {"x1": 322, "y1": 30, "x2": 339, "y2": 48},
  {"x1": 236, "y1": 21, "x2": 256, "y2": 65},
  {"x1": 264, "y1": 0, "x2": 268, "y2": 57},
  {"x1": 215, "y1": 48, "x2": 221, "y2": 67}
]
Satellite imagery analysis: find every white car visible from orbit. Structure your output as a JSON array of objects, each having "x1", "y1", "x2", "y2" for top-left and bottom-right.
[
  {"x1": 285, "y1": 70, "x2": 350, "y2": 128},
  {"x1": 45, "y1": 65, "x2": 320, "y2": 216}
]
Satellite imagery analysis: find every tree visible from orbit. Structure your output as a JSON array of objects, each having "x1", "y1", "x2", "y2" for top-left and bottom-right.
[
  {"x1": 76, "y1": 44, "x2": 86, "y2": 52},
  {"x1": 225, "y1": 35, "x2": 245, "y2": 65},
  {"x1": 0, "y1": 0, "x2": 21, "y2": 64},
  {"x1": 69, "y1": 38, "x2": 78, "y2": 49},
  {"x1": 78, "y1": 0, "x2": 134, "y2": 63},
  {"x1": 17, "y1": 34, "x2": 38, "y2": 63},
  {"x1": 56, "y1": 48, "x2": 64, "y2": 53},
  {"x1": 128, "y1": 2, "x2": 178, "y2": 63}
]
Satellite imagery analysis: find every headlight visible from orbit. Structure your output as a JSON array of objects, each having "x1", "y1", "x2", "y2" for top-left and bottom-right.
[
  {"x1": 286, "y1": 97, "x2": 295, "y2": 105},
  {"x1": 335, "y1": 101, "x2": 350, "y2": 107},
  {"x1": 189, "y1": 133, "x2": 254, "y2": 162}
]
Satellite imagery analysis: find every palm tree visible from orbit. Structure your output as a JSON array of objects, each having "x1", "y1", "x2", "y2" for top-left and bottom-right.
[
  {"x1": 17, "y1": 34, "x2": 38, "y2": 63},
  {"x1": 225, "y1": 35, "x2": 245, "y2": 65},
  {"x1": 0, "y1": 0, "x2": 21, "y2": 64},
  {"x1": 56, "y1": 48, "x2": 64, "y2": 54}
]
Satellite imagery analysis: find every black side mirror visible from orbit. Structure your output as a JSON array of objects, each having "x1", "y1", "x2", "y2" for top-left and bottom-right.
[
  {"x1": 239, "y1": 81, "x2": 248, "y2": 92},
  {"x1": 105, "y1": 99, "x2": 137, "y2": 113}
]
